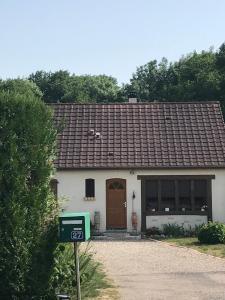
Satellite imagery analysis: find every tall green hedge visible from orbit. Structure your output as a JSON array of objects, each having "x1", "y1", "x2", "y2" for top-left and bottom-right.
[{"x1": 0, "y1": 91, "x2": 57, "y2": 299}]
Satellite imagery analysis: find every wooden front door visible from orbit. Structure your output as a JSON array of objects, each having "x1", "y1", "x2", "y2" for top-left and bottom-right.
[{"x1": 106, "y1": 178, "x2": 127, "y2": 229}]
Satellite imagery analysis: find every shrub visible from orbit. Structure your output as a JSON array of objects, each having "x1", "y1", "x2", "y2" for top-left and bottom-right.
[
  {"x1": 0, "y1": 91, "x2": 57, "y2": 299},
  {"x1": 146, "y1": 224, "x2": 203, "y2": 238},
  {"x1": 162, "y1": 223, "x2": 185, "y2": 237},
  {"x1": 145, "y1": 227, "x2": 161, "y2": 236},
  {"x1": 49, "y1": 243, "x2": 110, "y2": 299},
  {"x1": 0, "y1": 91, "x2": 109, "y2": 299},
  {"x1": 197, "y1": 222, "x2": 225, "y2": 244}
]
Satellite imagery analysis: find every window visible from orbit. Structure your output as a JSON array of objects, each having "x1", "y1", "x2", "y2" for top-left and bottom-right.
[
  {"x1": 178, "y1": 180, "x2": 191, "y2": 210},
  {"x1": 85, "y1": 179, "x2": 95, "y2": 197},
  {"x1": 109, "y1": 181, "x2": 124, "y2": 190},
  {"x1": 194, "y1": 180, "x2": 207, "y2": 210},
  {"x1": 146, "y1": 180, "x2": 158, "y2": 210},
  {"x1": 161, "y1": 180, "x2": 175, "y2": 211},
  {"x1": 143, "y1": 176, "x2": 212, "y2": 214}
]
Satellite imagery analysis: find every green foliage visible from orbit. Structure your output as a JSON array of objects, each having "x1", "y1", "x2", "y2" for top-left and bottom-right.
[
  {"x1": 123, "y1": 58, "x2": 176, "y2": 101},
  {"x1": 215, "y1": 43, "x2": 225, "y2": 73},
  {"x1": 0, "y1": 91, "x2": 110, "y2": 300},
  {"x1": 28, "y1": 70, "x2": 71, "y2": 103},
  {"x1": 125, "y1": 49, "x2": 221, "y2": 103},
  {"x1": 215, "y1": 43, "x2": 225, "y2": 113},
  {"x1": 0, "y1": 78, "x2": 43, "y2": 98},
  {"x1": 0, "y1": 92, "x2": 109, "y2": 299},
  {"x1": 162, "y1": 224, "x2": 185, "y2": 237},
  {"x1": 197, "y1": 222, "x2": 225, "y2": 244},
  {"x1": 62, "y1": 75, "x2": 121, "y2": 104},
  {"x1": 172, "y1": 50, "x2": 220, "y2": 101},
  {"x1": 145, "y1": 226, "x2": 162, "y2": 236},
  {"x1": 50, "y1": 243, "x2": 110, "y2": 299},
  {"x1": 29, "y1": 71, "x2": 121, "y2": 103},
  {"x1": 2, "y1": 43, "x2": 225, "y2": 113},
  {"x1": 121, "y1": 44, "x2": 225, "y2": 117},
  {"x1": 145, "y1": 224, "x2": 202, "y2": 238},
  {"x1": 0, "y1": 90, "x2": 57, "y2": 299},
  {"x1": 3, "y1": 42, "x2": 225, "y2": 115},
  {"x1": 164, "y1": 237, "x2": 225, "y2": 258}
]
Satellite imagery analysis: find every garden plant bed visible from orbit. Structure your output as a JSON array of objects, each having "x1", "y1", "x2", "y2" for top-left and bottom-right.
[{"x1": 161, "y1": 237, "x2": 225, "y2": 258}]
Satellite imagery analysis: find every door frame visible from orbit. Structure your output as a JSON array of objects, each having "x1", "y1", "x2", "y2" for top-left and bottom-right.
[{"x1": 106, "y1": 178, "x2": 127, "y2": 230}]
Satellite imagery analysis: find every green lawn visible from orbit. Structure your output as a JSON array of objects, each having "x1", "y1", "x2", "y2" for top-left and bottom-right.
[{"x1": 165, "y1": 237, "x2": 225, "y2": 258}]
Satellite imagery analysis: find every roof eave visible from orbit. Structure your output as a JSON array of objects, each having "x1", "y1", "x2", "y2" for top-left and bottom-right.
[{"x1": 56, "y1": 165, "x2": 225, "y2": 171}]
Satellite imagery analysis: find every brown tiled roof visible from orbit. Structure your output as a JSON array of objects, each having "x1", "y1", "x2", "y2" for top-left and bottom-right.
[{"x1": 51, "y1": 102, "x2": 225, "y2": 169}]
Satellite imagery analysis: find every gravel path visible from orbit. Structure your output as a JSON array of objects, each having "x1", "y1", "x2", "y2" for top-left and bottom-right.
[{"x1": 90, "y1": 240, "x2": 225, "y2": 300}]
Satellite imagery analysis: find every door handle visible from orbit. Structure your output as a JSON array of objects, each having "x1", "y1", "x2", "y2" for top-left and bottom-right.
[{"x1": 124, "y1": 202, "x2": 127, "y2": 208}]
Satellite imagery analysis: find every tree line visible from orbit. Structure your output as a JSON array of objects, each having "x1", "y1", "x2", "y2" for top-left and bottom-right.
[{"x1": 1, "y1": 42, "x2": 225, "y2": 108}]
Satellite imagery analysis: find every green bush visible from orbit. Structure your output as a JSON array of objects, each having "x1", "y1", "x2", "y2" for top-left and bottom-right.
[
  {"x1": 197, "y1": 222, "x2": 225, "y2": 244},
  {"x1": 0, "y1": 91, "x2": 57, "y2": 299},
  {"x1": 145, "y1": 227, "x2": 162, "y2": 236},
  {"x1": 162, "y1": 223, "x2": 185, "y2": 237},
  {"x1": 0, "y1": 91, "x2": 109, "y2": 299},
  {"x1": 146, "y1": 224, "x2": 203, "y2": 238},
  {"x1": 49, "y1": 243, "x2": 110, "y2": 299}
]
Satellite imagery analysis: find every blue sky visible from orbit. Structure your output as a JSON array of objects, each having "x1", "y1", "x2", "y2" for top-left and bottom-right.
[{"x1": 0, "y1": 0, "x2": 225, "y2": 84}]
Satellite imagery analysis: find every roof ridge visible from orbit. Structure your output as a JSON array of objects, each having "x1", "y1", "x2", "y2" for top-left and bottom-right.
[{"x1": 49, "y1": 101, "x2": 221, "y2": 106}]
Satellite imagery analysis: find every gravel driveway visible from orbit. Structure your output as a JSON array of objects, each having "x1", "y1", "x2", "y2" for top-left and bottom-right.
[{"x1": 90, "y1": 240, "x2": 225, "y2": 300}]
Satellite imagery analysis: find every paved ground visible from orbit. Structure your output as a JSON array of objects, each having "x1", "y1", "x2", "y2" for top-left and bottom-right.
[{"x1": 90, "y1": 240, "x2": 225, "y2": 300}]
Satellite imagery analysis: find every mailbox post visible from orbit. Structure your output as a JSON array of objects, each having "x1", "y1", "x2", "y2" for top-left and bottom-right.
[{"x1": 59, "y1": 212, "x2": 91, "y2": 300}]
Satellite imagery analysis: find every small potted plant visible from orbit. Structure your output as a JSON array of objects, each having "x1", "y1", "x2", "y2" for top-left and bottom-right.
[
  {"x1": 201, "y1": 205, "x2": 207, "y2": 211},
  {"x1": 131, "y1": 212, "x2": 138, "y2": 231}
]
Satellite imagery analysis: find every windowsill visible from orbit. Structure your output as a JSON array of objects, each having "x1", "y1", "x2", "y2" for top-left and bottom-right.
[
  {"x1": 83, "y1": 197, "x2": 96, "y2": 201},
  {"x1": 145, "y1": 211, "x2": 208, "y2": 216}
]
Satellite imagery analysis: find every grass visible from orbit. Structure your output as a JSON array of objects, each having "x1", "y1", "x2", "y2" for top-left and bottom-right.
[
  {"x1": 84, "y1": 263, "x2": 119, "y2": 300},
  {"x1": 164, "y1": 237, "x2": 225, "y2": 258},
  {"x1": 92, "y1": 285, "x2": 120, "y2": 300},
  {"x1": 78, "y1": 243, "x2": 117, "y2": 300},
  {"x1": 54, "y1": 243, "x2": 113, "y2": 300},
  {"x1": 79, "y1": 251, "x2": 113, "y2": 299}
]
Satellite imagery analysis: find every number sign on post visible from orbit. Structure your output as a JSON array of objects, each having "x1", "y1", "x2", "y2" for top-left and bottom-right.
[
  {"x1": 59, "y1": 212, "x2": 91, "y2": 300},
  {"x1": 59, "y1": 212, "x2": 90, "y2": 242}
]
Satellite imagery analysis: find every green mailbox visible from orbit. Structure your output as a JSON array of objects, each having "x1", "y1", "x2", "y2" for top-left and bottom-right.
[{"x1": 59, "y1": 212, "x2": 90, "y2": 242}]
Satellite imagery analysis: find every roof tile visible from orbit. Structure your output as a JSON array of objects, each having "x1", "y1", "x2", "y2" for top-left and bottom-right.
[{"x1": 51, "y1": 102, "x2": 225, "y2": 169}]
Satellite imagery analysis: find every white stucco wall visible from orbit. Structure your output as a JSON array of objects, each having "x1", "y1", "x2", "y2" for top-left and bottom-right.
[{"x1": 55, "y1": 168, "x2": 225, "y2": 232}]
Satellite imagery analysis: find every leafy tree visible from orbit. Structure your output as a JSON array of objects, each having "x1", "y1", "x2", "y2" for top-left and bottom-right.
[
  {"x1": 215, "y1": 43, "x2": 225, "y2": 73},
  {"x1": 29, "y1": 70, "x2": 71, "y2": 103},
  {"x1": 172, "y1": 50, "x2": 220, "y2": 101},
  {"x1": 61, "y1": 74, "x2": 121, "y2": 103},
  {"x1": 121, "y1": 58, "x2": 176, "y2": 101},
  {"x1": 0, "y1": 90, "x2": 57, "y2": 298},
  {"x1": 29, "y1": 71, "x2": 121, "y2": 103},
  {"x1": 124, "y1": 49, "x2": 222, "y2": 104},
  {"x1": 0, "y1": 78, "x2": 43, "y2": 98},
  {"x1": 215, "y1": 43, "x2": 225, "y2": 112}
]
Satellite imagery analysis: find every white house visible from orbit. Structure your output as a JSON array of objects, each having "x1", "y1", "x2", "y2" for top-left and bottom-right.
[{"x1": 51, "y1": 101, "x2": 225, "y2": 233}]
